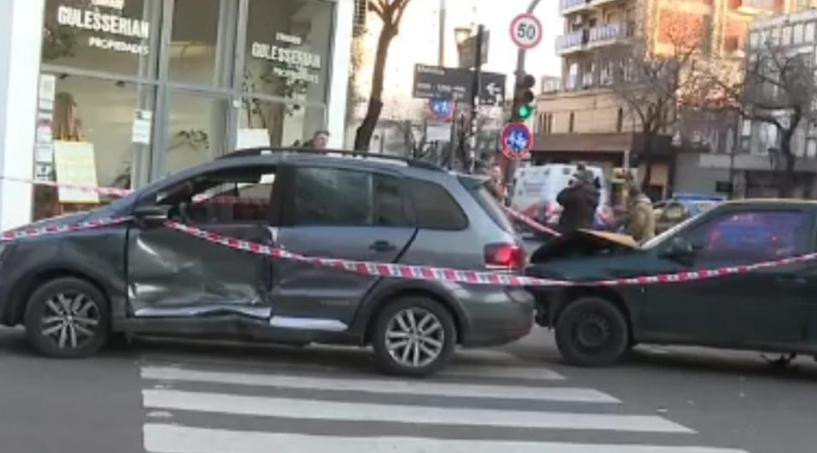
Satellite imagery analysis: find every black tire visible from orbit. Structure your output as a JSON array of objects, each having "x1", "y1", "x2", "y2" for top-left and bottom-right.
[
  {"x1": 24, "y1": 277, "x2": 110, "y2": 358},
  {"x1": 555, "y1": 297, "x2": 629, "y2": 366},
  {"x1": 372, "y1": 297, "x2": 456, "y2": 377}
]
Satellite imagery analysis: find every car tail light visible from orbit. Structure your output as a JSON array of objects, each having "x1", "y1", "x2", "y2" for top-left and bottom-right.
[{"x1": 485, "y1": 243, "x2": 526, "y2": 270}]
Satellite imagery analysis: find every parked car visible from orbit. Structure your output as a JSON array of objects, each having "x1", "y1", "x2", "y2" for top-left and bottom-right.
[
  {"x1": 654, "y1": 193, "x2": 725, "y2": 233},
  {"x1": 0, "y1": 149, "x2": 533, "y2": 376},
  {"x1": 510, "y1": 164, "x2": 614, "y2": 233},
  {"x1": 526, "y1": 200, "x2": 817, "y2": 366}
]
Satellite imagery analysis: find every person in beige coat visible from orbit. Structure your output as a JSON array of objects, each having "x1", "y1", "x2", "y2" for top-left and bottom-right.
[{"x1": 626, "y1": 186, "x2": 656, "y2": 244}]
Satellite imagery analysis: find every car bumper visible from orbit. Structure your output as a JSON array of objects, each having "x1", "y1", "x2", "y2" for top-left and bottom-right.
[{"x1": 457, "y1": 286, "x2": 534, "y2": 347}]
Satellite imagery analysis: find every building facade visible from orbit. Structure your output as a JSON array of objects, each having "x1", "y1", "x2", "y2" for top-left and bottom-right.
[
  {"x1": 0, "y1": 0, "x2": 355, "y2": 229},
  {"x1": 534, "y1": 0, "x2": 812, "y2": 199}
]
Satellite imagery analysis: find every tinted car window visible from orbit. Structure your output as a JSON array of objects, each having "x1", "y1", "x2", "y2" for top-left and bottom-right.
[
  {"x1": 294, "y1": 167, "x2": 373, "y2": 226},
  {"x1": 682, "y1": 210, "x2": 810, "y2": 261},
  {"x1": 374, "y1": 175, "x2": 409, "y2": 226},
  {"x1": 292, "y1": 168, "x2": 409, "y2": 227},
  {"x1": 408, "y1": 179, "x2": 468, "y2": 230}
]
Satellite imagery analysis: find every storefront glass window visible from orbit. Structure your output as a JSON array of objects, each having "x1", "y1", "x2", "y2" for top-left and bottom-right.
[
  {"x1": 50, "y1": 75, "x2": 154, "y2": 188},
  {"x1": 163, "y1": 91, "x2": 229, "y2": 176},
  {"x1": 243, "y1": 0, "x2": 332, "y2": 105},
  {"x1": 238, "y1": 98, "x2": 325, "y2": 148},
  {"x1": 169, "y1": 0, "x2": 233, "y2": 87},
  {"x1": 42, "y1": 0, "x2": 162, "y2": 78}
]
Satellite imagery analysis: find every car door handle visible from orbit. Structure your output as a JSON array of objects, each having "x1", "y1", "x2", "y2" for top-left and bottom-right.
[
  {"x1": 369, "y1": 240, "x2": 397, "y2": 253},
  {"x1": 777, "y1": 274, "x2": 807, "y2": 285}
]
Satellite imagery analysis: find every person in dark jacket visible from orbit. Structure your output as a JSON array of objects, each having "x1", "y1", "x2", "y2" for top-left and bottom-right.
[{"x1": 557, "y1": 169, "x2": 600, "y2": 233}]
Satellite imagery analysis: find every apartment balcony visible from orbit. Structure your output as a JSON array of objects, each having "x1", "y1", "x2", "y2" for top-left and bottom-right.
[
  {"x1": 588, "y1": 22, "x2": 633, "y2": 47},
  {"x1": 560, "y1": 0, "x2": 592, "y2": 15},
  {"x1": 731, "y1": 0, "x2": 779, "y2": 15},
  {"x1": 561, "y1": 0, "x2": 629, "y2": 15},
  {"x1": 556, "y1": 30, "x2": 588, "y2": 55}
]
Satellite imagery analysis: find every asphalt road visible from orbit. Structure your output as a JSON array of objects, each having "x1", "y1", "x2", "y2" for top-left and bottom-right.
[{"x1": 1, "y1": 324, "x2": 816, "y2": 453}]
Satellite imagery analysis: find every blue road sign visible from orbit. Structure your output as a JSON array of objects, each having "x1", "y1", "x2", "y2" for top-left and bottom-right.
[
  {"x1": 429, "y1": 98, "x2": 454, "y2": 120},
  {"x1": 500, "y1": 122, "x2": 533, "y2": 160}
]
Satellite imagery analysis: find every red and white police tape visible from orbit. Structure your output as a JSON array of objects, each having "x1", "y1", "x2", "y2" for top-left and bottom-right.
[
  {"x1": 501, "y1": 205, "x2": 562, "y2": 237},
  {"x1": 163, "y1": 220, "x2": 817, "y2": 288},
  {"x1": 3, "y1": 176, "x2": 816, "y2": 288},
  {"x1": 0, "y1": 216, "x2": 132, "y2": 242}
]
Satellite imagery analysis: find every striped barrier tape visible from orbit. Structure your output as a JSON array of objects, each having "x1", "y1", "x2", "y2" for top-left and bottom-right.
[
  {"x1": 163, "y1": 220, "x2": 817, "y2": 288},
  {"x1": 501, "y1": 205, "x2": 562, "y2": 238},
  {"x1": 0, "y1": 216, "x2": 132, "y2": 242}
]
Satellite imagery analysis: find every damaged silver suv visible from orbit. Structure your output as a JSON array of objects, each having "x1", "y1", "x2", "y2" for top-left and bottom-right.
[{"x1": 0, "y1": 149, "x2": 533, "y2": 376}]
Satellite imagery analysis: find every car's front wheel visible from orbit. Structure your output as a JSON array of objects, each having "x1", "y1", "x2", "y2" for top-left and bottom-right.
[
  {"x1": 24, "y1": 277, "x2": 110, "y2": 358},
  {"x1": 372, "y1": 297, "x2": 456, "y2": 377},
  {"x1": 555, "y1": 297, "x2": 629, "y2": 366}
]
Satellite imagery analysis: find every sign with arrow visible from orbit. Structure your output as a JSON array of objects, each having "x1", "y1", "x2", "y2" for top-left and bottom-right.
[{"x1": 412, "y1": 65, "x2": 506, "y2": 106}]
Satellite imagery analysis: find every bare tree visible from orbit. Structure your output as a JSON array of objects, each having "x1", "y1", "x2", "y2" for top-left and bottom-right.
[
  {"x1": 610, "y1": 24, "x2": 707, "y2": 190},
  {"x1": 353, "y1": 0, "x2": 413, "y2": 151},
  {"x1": 702, "y1": 42, "x2": 815, "y2": 197}
]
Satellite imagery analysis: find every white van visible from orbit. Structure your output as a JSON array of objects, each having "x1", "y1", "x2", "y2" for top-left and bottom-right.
[{"x1": 510, "y1": 164, "x2": 612, "y2": 229}]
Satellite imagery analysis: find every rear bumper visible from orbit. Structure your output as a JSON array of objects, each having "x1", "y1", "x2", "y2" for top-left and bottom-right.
[{"x1": 458, "y1": 287, "x2": 534, "y2": 347}]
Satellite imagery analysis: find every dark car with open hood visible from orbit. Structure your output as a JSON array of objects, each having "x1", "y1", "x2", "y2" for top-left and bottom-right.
[
  {"x1": 527, "y1": 200, "x2": 817, "y2": 366},
  {"x1": 0, "y1": 149, "x2": 533, "y2": 377}
]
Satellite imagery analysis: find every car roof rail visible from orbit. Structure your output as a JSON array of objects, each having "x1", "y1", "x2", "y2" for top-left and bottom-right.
[{"x1": 220, "y1": 147, "x2": 444, "y2": 172}]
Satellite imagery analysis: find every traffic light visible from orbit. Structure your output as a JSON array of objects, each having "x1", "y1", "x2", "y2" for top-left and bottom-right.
[{"x1": 512, "y1": 74, "x2": 536, "y2": 121}]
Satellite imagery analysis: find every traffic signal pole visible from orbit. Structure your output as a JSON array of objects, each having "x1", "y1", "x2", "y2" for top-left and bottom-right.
[{"x1": 505, "y1": 0, "x2": 541, "y2": 182}]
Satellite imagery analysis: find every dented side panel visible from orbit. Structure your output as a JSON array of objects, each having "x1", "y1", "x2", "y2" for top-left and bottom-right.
[{"x1": 126, "y1": 224, "x2": 272, "y2": 317}]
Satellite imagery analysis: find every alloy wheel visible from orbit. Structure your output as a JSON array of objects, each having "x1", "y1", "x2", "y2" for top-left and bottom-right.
[
  {"x1": 385, "y1": 307, "x2": 445, "y2": 368},
  {"x1": 39, "y1": 292, "x2": 101, "y2": 350}
]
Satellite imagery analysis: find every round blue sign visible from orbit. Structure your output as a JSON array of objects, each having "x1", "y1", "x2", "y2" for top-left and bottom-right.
[
  {"x1": 500, "y1": 122, "x2": 533, "y2": 160},
  {"x1": 429, "y1": 98, "x2": 454, "y2": 120}
]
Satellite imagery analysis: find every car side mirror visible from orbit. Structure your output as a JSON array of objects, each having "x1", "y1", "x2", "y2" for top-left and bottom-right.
[
  {"x1": 133, "y1": 205, "x2": 170, "y2": 228},
  {"x1": 661, "y1": 237, "x2": 695, "y2": 262}
]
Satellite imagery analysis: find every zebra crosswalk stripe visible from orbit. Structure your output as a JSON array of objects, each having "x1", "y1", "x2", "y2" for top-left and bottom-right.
[
  {"x1": 143, "y1": 388, "x2": 693, "y2": 433},
  {"x1": 141, "y1": 366, "x2": 618, "y2": 403},
  {"x1": 144, "y1": 424, "x2": 750, "y2": 453}
]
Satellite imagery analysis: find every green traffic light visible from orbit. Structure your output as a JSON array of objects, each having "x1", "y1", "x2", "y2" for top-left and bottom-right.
[{"x1": 518, "y1": 104, "x2": 534, "y2": 120}]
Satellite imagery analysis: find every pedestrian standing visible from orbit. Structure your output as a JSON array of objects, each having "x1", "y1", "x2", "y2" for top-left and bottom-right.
[
  {"x1": 626, "y1": 186, "x2": 656, "y2": 243},
  {"x1": 486, "y1": 164, "x2": 507, "y2": 205},
  {"x1": 557, "y1": 169, "x2": 599, "y2": 233},
  {"x1": 304, "y1": 130, "x2": 330, "y2": 150}
]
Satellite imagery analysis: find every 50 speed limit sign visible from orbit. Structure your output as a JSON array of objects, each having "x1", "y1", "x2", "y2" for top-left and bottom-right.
[{"x1": 510, "y1": 13, "x2": 543, "y2": 50}]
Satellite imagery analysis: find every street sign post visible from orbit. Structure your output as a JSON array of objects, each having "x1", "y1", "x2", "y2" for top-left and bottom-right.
[
  {"x1": 412, "y1": 65, "x2": 506, "y2": 106},
  {"x1": 500, "y1": 122, "x2": 533, "y2": 160},
  {"x1": 510, "y1": 13, "x2": 543, "y2": 50}
]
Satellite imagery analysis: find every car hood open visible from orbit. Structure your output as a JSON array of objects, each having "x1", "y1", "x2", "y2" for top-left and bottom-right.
[{"x1": 530, "y1": 229, "x2": 639, "y2": 263}]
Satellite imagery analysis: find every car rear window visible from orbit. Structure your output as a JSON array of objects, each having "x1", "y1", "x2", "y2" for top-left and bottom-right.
[
  {"x1": 408, "y1": 179, "x2": 468, "y2": 230},
  {"x1": 458, "y1": 176, "x2": 515, "y2": 233}
]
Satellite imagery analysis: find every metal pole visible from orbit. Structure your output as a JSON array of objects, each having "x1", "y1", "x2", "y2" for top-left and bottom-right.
[
  {"x1": 469, "y1": 24, "x2": 484, "y2": 173},
  {"x1": 505, "y1": 0, "x2": 541, "y2": 182},
  {"x1": 438, "y1": 0, "x2": 446, "y2": 66}
]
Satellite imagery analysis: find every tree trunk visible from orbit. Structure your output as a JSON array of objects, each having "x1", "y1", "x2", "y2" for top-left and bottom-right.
[
  {"x1": 354, "y1": 24, "x2": 396, "y2": 151},
  {"x1": 779, "y1": 130, "x2": 796, "y2": 198}
]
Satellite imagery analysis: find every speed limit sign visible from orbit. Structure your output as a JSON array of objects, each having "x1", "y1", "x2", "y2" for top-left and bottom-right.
[{"x1": 510, "y1": 13, "x2": 543, "y2": 50}]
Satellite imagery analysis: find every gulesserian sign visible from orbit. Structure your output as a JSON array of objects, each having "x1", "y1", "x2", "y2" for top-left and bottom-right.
[
  {"x1": 56, "y1": 4, "x2": 151, "y2": 56},
  {"x1": 251, "y1": 33, "x2": 323, "y2": 84}
]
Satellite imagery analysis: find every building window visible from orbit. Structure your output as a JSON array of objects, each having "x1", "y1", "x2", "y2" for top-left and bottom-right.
[
  {"x1": 569, "y1": 112, "x2": 575, "y2": 133},
  {"x1": 794, "y1": 23, "x2": 805, "y2": 45},
  {"x1": 616, "y1": 108, "x2": 624, "y2": 133},
  {"x1": 539, "y1": 113, "x2": 553, "y2": 135},
  {"x1": 806, "y1": 23, "x2": 816, "y2": 43}
]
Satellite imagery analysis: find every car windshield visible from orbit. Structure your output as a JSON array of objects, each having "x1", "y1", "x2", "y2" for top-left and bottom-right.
[{"x1": 641, "y1": 214, "x2": 699, "y2": 249}]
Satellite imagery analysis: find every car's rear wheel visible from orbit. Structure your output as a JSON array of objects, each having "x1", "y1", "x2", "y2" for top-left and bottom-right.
[
  {"x1": 555, "y1": 297, "x2": 628, "y2": 366},
  {"x1": 372, "y1": 297, "x2": 456, "y2": 377},
  {"x1": 24, "y1": 277, "x2": 110, "y2": 358}
]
